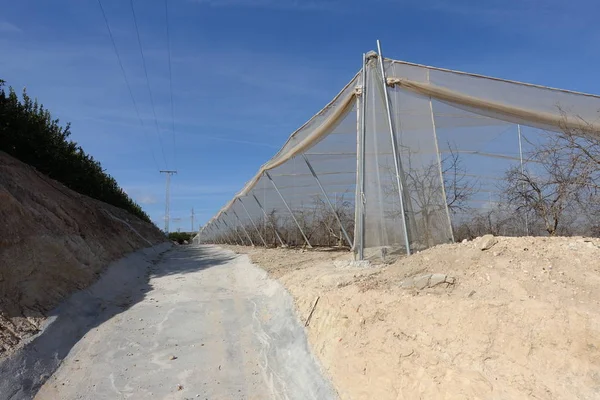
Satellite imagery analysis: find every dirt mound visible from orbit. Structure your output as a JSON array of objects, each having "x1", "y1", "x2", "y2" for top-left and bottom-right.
[
  {"x1": 0, "y1": 152, "x2": 166, "y2": 356},
  {"x1": 229, "y1": 235, "x2": 600, "y2": 399}
]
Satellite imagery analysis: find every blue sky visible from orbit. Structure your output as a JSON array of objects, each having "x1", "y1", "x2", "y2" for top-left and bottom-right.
[{"x1": 1, "y1": 0, "x2": 600, "y2": 231}]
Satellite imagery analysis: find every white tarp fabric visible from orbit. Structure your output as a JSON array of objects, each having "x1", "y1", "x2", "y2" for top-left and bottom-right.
[{"x1": 198, "y1": 54, "x2": 600, "y2": 259}]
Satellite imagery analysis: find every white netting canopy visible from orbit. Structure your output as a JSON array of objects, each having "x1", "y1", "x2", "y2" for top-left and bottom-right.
[{"x1": 196, "y1": 51, "x2": 600, "y2": 260}]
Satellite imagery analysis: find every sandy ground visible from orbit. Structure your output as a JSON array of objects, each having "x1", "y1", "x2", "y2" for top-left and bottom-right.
[
  {"x1": 30, "y1": 245, "x2": 336, "y2": 400},
  {"x1": 227, "y1": 236, "x2": 600, "y2": 400}
]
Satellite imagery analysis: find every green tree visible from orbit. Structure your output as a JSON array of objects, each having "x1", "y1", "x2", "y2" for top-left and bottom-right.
[{"x1": 0, "y1": 80, "x2": 152, "y2": 223}]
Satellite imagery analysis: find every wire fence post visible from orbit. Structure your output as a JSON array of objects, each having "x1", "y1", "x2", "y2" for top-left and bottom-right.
[
  {"x1": 238, "y1": 198, "x2": 268, "y2": 246},
  {"x1": 252, "y1": 193, "x2": 286, "y2": 247},
  {"x1": 265, "y1": 171, "x2": 312, "y2": 248},
  {"x1": 302, "y1": 155, "x2": 352, "y2": 247},
  {"x1": 376, "y1": 40, "x2": 411, "y2": 256}
]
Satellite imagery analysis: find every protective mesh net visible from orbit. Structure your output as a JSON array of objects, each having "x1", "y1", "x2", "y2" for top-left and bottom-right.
[{"x1": 197, "y1": 54, "x2": 600, "y2": 260}]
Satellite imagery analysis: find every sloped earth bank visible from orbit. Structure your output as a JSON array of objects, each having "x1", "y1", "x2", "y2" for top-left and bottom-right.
[
  {"x1": 227, "y1": 236, "x2": 600, "y2": 400},
  {"x1": 33, "y1": 246, "x2": 337, "y2": 400},
  {"x1": 0, "y1": 151, "x2": 166, "y2": 356}
]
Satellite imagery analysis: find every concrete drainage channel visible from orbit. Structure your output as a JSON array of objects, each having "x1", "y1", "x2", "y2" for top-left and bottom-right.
[{"x1": 0, "y1": 245, "x2": 337, "y2": 400}]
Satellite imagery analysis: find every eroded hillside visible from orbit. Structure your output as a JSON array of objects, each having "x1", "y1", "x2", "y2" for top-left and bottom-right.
[{"x1": 0, "y1": 151, "x2": 166, "y2": 355}]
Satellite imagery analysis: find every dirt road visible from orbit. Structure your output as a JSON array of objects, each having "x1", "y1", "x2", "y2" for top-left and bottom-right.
[{"x1": 35, "y1": 245, "x2": 336, "y2": 400}]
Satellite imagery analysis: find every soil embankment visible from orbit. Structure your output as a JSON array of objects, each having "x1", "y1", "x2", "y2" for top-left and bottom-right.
[
  {"x1": 0, "y1": 151, "x2": 166, "y2": 356},
  {"x1": 229, "y1": 236, "x2": 600, "y2": 399}
]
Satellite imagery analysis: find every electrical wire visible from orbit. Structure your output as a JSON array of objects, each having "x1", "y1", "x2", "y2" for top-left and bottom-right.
[
  {"x1": 129, "y1": 0, "x2": 168, "y2": 169},
  {"x1": 97, "y1": 0, "x2": 159, "y2": 171}
]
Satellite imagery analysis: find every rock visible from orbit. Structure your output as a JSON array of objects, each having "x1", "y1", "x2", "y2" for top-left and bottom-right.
[
  {"x1": 169, "y1": 355, "x2": 177, "y2": 360},
  {"x1": 414, "y1": 274, "x2": 432, "y2": 290},
  {"x1": 400, "y1": 277, "x2": 415, "y2": 289},
  {"x1": 429, "y1": 274, "x2": 447, "y2": 287},
  {"x1": 480, "y1": 234, "x2": 497, "y2": 251},
  {"x1": 462, "y1": 239, "x2": 468, "y2": 244}
]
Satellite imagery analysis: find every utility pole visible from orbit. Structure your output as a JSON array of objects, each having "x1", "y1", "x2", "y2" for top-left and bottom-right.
[
  {"x1": 160, "y1": 170, "x2": 177, "y2": 234},
  {"x1": 191, "y1": 208, "x2": 195, "y2": 232}
]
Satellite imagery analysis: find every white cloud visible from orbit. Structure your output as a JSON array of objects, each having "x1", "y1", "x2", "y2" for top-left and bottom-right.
[{"x1": 0, "y1": 21, "x2": 22, "y2": 33}]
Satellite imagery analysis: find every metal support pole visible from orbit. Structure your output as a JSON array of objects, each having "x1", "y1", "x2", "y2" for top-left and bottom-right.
[
  {"x1": 232, "y1": 208, "x2": 255, "y2": 246},
  {"x1": 216, "y1": 221, "x2": 226, "y2": 244},
  {"x1": 426, "y1": 72, "x2": 454, "y2": 243},
  {"x1": 207, "y1": 223, "x2": 217, "y2": 243},
  {"x1": 160, "y1": 170, "x2": 177, "y2": 234},
  {"x1": 215, "y1": 221, "x2": 228, "y2": 244},
  {"x1": 238, "y1": 198, "x2": 268, "y2": 247},
  {"x1": 208, "y1": 221, "x2": 221, "y2": 243},
  {"x1": 356, "y1": 53, "x2": 368, "y2": 260},
  {"x1": 265, "y1": 171, "x2": 312, "y2": 248},
  {"x1": 218, "y1": 217, "x2": 237, "y2": 245},
  {"x1": 206, "y1": 226, "x2": 215, "y2": 244},
  {"x1": 376, "y1": 40, "x2": 411, "y2": 256},
  {"x1": 252, "y1": 193, "x2": 285, "y2": 247},
  {"x1": 211, "y1": 224, "x2": 221, "y2": 244},
  {"x1": 518, "y1": 124, "x2": 529, "y2": 235},
  {"x1": 302, "y1": 155, "x2": 352, "y2": 247},
  {"x1": 202, "y1": 224, "x2": 216, "y2": 243},
  {"x1": 211, "y1": 220, "x2": 223, "y2": 244},
  {"x1": 223, "y1": 212, "x2": 246, "y2": 246}
]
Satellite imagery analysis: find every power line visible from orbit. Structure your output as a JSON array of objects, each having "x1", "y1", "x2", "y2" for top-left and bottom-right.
[
  {"x1": 164, "y1": 0, "x2": 177, "y2": 169},
  {"x1": 96, "y1": 0, "x2": 159, "y2": 171},
  {"x1": 130, "y1": 0, "x2": 168, "y2": 169}
]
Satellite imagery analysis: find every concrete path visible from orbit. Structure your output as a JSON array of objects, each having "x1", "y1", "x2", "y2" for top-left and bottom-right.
[{"x1": 34, "y1": 245, "x2": 336, "y2": 400}]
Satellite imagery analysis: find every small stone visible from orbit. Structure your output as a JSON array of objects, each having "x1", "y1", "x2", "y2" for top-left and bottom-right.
[
  {"x1": 480, "y1": 234, "x2": 497, "y2": 251},
  {"x1": 462, "y1": 239, "x2": 468, "y2": 244},
  {"x1": 169, "y1": 355, "x2": 177, "y2": 360},
  {"x1": 468, "y1": 290, "x2": 476, "y2": 297},
  {"x1": 177, "y1": 384, "x2": 184, "y2": 391}
]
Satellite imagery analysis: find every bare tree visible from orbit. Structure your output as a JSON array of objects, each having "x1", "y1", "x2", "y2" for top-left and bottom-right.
[
  {"x1": 383, "y1": 144, "x2": 477, "y2": 247},
  {"x1": 442, "y1": 144, "x2": 478, "y2": 214},
  {"x1": 503, "y1": 132, "x2": 593, "y2": 236},
  {"x1": 556, "y1": 109, "x2": 600, "y2": 230}
]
